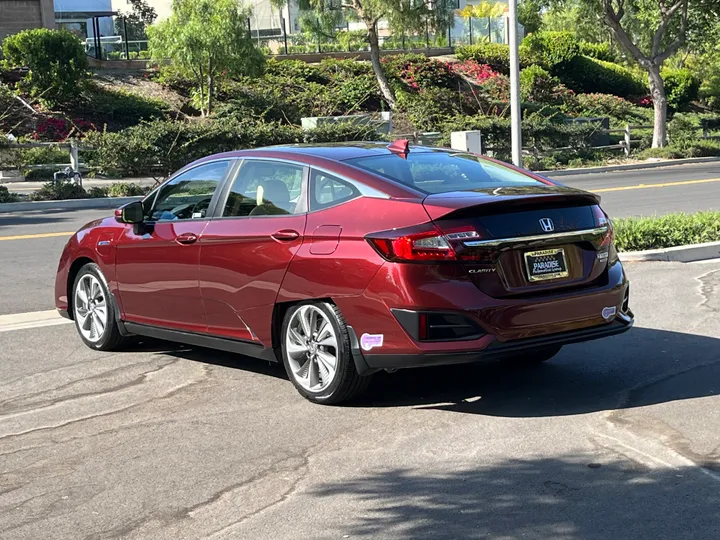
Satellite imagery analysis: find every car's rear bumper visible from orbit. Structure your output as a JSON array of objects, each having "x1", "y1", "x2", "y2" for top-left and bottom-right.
[{"x1": 359, "y1": 311, "x2": 633, "y2": 372}]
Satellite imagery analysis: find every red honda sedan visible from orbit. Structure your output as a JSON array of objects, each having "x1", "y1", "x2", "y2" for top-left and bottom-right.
[{"x1": 55, "y1": 141, "x2": 633, "y2": 404}]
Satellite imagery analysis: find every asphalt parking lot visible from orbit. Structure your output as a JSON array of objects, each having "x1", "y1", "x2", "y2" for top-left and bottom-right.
[{"x1": 1, "y1": 259, "x2": 719, "y2": 539}]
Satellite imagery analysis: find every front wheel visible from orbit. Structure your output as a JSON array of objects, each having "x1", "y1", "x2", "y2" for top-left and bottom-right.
[
  {"x1": 281, "y1": 302, "x2": 371, "y2": 405},
  {"x1": 72, "y1": 263, "x2": 127, "y2": 351}
]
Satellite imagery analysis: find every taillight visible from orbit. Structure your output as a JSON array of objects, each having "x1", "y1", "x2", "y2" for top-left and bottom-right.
[
  {"x1": 366, "y1": 224, "x2": 479, "y2": 262},
  {"x1": 592, "y1": 205, "x2": 614, "y2": 247}
]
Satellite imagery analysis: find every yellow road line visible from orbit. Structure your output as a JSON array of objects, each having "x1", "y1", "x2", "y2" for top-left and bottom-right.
[
  {"x1": 594, "y1": 177, "x2": 720, "y2": 193},
  {"x1": 0, "y1": 231, "x2": 73, "y2": 241}
]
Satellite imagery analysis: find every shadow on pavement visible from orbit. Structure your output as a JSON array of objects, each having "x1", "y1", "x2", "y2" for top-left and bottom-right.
[
  {"x1": 310, "y1": 456, "x2": 720, "y2": 539},
  {"x1": 0, "y1": 208, "x2": 108, "y2": 228},
  {"x1": 358, "y1": 327, "x2": 720, "y2": 416},
  {"x1": 123, "y1": 326, "x2": 720, "y2": 416}
]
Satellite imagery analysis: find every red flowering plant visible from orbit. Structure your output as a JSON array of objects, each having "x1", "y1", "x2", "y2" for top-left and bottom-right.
[
  {"x1": 32, "y1": 116, "x2": 97, "y2": 141},
  {"x1": 635, "y1": 95, "x2": 653, "y2": 107}
]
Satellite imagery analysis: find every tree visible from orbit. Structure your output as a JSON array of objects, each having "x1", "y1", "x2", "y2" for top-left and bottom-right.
[
  {"x1": 583, "y1": 0, "x2": 720, "y2": 146},
  {"x1": 115, "y1": 0, "x2": 158, "y2": 41},
  {"x1": 294, "y1": 0, "x2": 455, "y2": 108},
  {"x1": 147, "y1": 0, "x2": 265, "y2": 116},
  {"x1": 1, "y1": 29, "x2": 88, "y2": 106},
  {"x1": 517, "y1": 0, "x2": 546, "y2": 35}
]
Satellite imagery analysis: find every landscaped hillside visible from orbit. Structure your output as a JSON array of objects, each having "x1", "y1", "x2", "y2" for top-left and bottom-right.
[{"x1": 2, "y1": 30, "x2": 720, "y2": 180}]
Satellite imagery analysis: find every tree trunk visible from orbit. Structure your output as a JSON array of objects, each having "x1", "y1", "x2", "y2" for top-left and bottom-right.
[
  {"x1": 207, "y1": 72, "x2": 215, "y2": 116},
  {"x1": 367, "y1": 24, "x2": 396, "y2": 109},
  {"x1": 647, "y1": 63, "x2": 668, "y2": 148}
]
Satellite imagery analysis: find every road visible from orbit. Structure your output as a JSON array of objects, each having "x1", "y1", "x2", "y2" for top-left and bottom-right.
[
  {"x1": 550, "y1": 161, "x2": 720, "y2": 217},
  {"x1": 0, "y1": 161, "x2": 719, "y2": 539},
  {"x1": 0, "y1": 259, "x2": 719, "y2": 539}
]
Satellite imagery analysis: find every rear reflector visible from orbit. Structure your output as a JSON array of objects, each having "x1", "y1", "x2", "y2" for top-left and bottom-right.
[{"x1": 392, "y1": 309, "x2": 485, "y2": 341}]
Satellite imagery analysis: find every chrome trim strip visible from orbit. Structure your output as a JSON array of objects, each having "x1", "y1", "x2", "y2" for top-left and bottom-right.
[{"x1": 463, "y1": 226, "x2": 608, "y2": 247}]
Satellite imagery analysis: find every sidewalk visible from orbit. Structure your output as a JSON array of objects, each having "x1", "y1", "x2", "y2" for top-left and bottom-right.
[{"x1": 2, "y1": 177, "x2": 159, "y2": 195}]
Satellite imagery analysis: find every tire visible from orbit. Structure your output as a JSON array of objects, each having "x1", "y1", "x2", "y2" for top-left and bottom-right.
[
  {"x1": 281, "y1": 301, "x2": 371, "y2": 405},
  {"x1": 511, "y1": 345, "x2": 562, "y2": 365},
  {"x1": 72, "y1": 263, "x2": 127, "y2": 351}
]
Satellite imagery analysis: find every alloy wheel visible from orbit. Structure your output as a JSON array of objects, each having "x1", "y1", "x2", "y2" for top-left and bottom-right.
[
  {"x1": 285, "y1": 305, "x2": 339, "y2": 392},
  {"x1": 74, "y1": 274, "x2": 108, "y2": 343}
]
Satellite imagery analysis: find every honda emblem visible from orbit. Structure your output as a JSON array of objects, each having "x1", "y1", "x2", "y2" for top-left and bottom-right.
[{"x1": 539, "y1": 218, "x2": 554, "y2": 232}]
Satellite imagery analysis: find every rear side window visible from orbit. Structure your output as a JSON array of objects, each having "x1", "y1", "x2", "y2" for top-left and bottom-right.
[
  {"x1": 347, "y1": 152, "x2": 542, "y2": 194},
  {"x1": 310, "y1": 170, "x2": 360, "y2": 211},
  {"x1": 223, "y1": 160, "x2": 305, "y2": 217}
]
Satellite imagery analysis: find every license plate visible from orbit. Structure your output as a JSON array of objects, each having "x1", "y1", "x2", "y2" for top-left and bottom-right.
[{"x1": 524, "y1": 248, "x2": 569, "y2": 282}]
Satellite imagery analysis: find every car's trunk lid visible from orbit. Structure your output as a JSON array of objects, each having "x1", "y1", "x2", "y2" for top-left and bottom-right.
[{"x1": 423, "y1": 186, "x2": 611, "y2": 298}]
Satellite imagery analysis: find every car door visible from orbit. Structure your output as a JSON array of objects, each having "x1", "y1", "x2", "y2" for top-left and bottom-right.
[
  {"x1": 115, "y1": 159, "x2": 234, "y2": 332},
  {"x1": 199, "y1": 159, "x2": 308, "y2": 345}
]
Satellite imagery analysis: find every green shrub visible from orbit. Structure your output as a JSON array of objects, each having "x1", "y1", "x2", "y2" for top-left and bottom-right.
[
  {"x1": 559, "y1": 56, "x2": 646, "y2": 98},
  {"x1": 30, "y1": 181, "x2": 88, "y2": 201},
  {"x1": 520, "y1": 31, "x2": 580, "y2": 69},
  {"x1": 455, "y1": 43, "x2": 512, "y2": 74},
  {"x1": 1, "y1": 29, "x2": 88, "y2": 105},
  {"x1": 613, "y1": 212, "x2": 720, "y2": 251},
  {"x1": 381, "y1": 54, "x2": 457, "y2": 90},
  {"x1": 87, "y1": 186, "x2": 109, "y2": 198},
  {"x1": 0, "y1": 185, "x2": 20, "y2": 203},
  {"x1": 520, "y1": 64, "x2": 571, "y2": 104},
  {"x1": 662, "y1": 68, "x2": 700, "y2": 110},
  {"x1": 73, "y1": 83, "x2": 169, "y2": 129},
  {"x1": 563, "y1": 93, "x2": 653, "y2": 125},
  {"x1": 107, "y1": 182, "x2": 150, "y2": 197},
  {"x1": 154, "y1": 64, "x2": 195, "y2": 96},
  {"x1": 439, "y1": 114, "x2": 602, "y2": 154},
  {"x1": 16, "y1": 145, "x2": 68, "y2": 167},
  {"x1": 396, "y1": 87, "x2": 469, "y2": 131},
  {"x1": 578, "y1": 41, "x2": 617, "y2": 63},
  {"x1": 87, "y1": 118, "x2": 381, "y2": 177},
  {"x1": 637, "y1": 138, "x2": 720, "y2": 159}
]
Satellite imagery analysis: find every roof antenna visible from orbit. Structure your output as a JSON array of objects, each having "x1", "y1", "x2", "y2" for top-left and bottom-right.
[{"x1": 388, "y1": 139, "x2": 410, "y2": 159}]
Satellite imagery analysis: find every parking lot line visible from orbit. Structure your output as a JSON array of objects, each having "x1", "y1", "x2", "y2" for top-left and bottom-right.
[
  {"x1": 0, "y1": 310, "x2": 73, "y2": 332},
  {"x1": 0, "y1": 232, "x2": 74, "y2": 241}
]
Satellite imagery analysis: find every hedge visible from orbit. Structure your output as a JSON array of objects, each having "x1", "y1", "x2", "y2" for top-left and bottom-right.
[
  {"x1": 440, "y1": 115, "x2": 603, "y2": 154},
  {"x1": 662, "y1": 68, "x2": 700, "y2": 110},
  {"x1": 455, "y1": 43, "x2": 513, "y2": 74},
  {"x1": 613, "y1": 211, "x2": 720, "y2": 251},
  {"x1": 87, "y1": 119, "x2": 382, "y2": 177},
  {"x1": 520, "y1": 31, "x2": 580, "y2": 69},
  {"x1": 559, "y1": 56, "x2": 647, "y2": 98}
]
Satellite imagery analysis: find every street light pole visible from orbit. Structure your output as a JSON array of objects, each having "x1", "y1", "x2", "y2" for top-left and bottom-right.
[{"x1": 508, "y1": 0, "x2": 522, "y2": 167}]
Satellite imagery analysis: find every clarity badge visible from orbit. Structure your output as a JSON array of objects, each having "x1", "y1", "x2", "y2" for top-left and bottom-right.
[
  {"x1": 602, "y1": 306, "x2": 617, "y2": 320},
  {"x1": 360, "y1": 333, "x2": 384, "y2": 351}
]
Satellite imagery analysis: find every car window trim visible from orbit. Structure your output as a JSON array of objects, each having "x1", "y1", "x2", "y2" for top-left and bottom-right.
[
  {"x1": 143, "y1": 158, "x2": 238, "y2": 224},
  {"x1": 213, "y1": 157, "x2": 311, "y2": 220}
]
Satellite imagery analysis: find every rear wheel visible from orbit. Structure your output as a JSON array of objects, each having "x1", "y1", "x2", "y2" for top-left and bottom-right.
[
  {"x1": 281, "y1": 302, "x2": 370, "y2": 405},
  {"x1": 72, "y1": 263, "x2": 127, "y2": 351},
  {"x1": 511, "y1": 345, "x2": 562, "y2": 365}
]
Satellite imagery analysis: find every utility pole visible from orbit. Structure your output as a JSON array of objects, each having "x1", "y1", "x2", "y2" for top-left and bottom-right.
[{"x1": 508, "y1": 0, "x2": 522, "y2": 167}]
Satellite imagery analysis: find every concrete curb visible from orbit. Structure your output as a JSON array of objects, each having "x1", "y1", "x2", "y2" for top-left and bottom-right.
[
  {"x1": 619, "y1": 241, "x2": 720, "y2": 263},
  {"x1": 540, "y1": 156, "x2": 720, "y2": 177},
  {"x1": 0, "y1": 196, "x2": 141, "y2": 214}
]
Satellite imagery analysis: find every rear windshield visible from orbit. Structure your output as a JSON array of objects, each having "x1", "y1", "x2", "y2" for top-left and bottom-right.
[{"x1": 346, "y1": 152, "x2": 542, "y2": 194}]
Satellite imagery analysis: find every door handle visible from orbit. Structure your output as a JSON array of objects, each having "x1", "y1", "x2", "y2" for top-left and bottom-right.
[
  {"x1": 175, "y1": 232, "x2": 198, "y2": 245},
  {"x1": 271, "y1": 229, "x2": 300, "y2": 242}
]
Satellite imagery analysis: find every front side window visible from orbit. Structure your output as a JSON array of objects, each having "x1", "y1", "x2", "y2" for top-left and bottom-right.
[
  {"x1": 310, "y1": 170, "x2": 360, "y2": 211},
  {"x1": 223, "y1": 160, "x2": 305, "y2": 217},
  {"x1": 347, "y1": 151, "x2": 542, "y2": 194},
  {"x1": 148, "y1": 161, "x2": 229, "y2": 221}
]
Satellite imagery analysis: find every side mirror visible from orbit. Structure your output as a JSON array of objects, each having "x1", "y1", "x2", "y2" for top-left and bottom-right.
[{"x1": 115, "y1": 200, "x2": 144, "y2": 224}]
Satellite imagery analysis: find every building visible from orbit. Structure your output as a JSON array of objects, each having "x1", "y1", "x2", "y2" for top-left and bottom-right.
[
  {"x1": 0, "y1": 0, "x2": 56, "y2": 41},
  {"x1": 54, "y1": 0, "x2": 114, "y2": 38}
]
